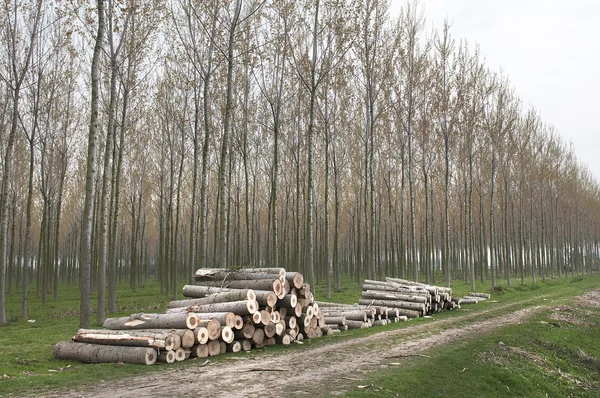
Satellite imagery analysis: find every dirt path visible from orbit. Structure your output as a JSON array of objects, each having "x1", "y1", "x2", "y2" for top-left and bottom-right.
[{"x1": 40, "y1": 298, "x2": 549, "y2": 398}]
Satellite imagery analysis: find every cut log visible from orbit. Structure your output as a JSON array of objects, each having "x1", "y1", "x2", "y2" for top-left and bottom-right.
[
  {"x1": 174, "y1": 348, "x2": 186, "y2": 362},
  {"x1": 278, "y1": 294, "x2": 298, "y2": 309},
  {"x1": 252, "y1": 328, "x2": 265, "y2": 345},
  {"x1": 234, "y1": 315, "x2": 244, "y2": 330},
  {"x1": 270, "y1": 310, "x2": 281, "y2": 324},
  {"x1": 234, "y1": 322, "x2": 255, "y2": 339},
  {"x1": 276, "y1": 334, "x2": 292, "y2": 345},
  {"x1": 322, "y1": 310, "x2": 366, "y2": 322},
  {"x1": 219, "y1": 341, "x2": 227, "y2": 355},
  {"x1": 194, "y1": 327, "x2": 209, "y2": 344},
  {"x1": 158, "y1": 350, "x2": 176, "y2": 364},
  {"x1": 241, "y1": 339, "x2": 252, "y2": 351},
  {"x1": 259, "y1": 309, "x2": 272, "y2": 325},
  {"x1": 72, "y1": 329, "x2": 177, "y2": 351},
  {"x1": 264, "y1": 322, "x2": 276, "y2": 338},
  {"x1": 285, "y1": 272, "x2": 304, "y2": 289},
  {"x1": 53, "y1": 341, "x2": 157, "y2": 365},
  {"x1": 265, "y1": 337, "x2": 276, "y2": 346},
  {"x1": 173, "y1": 329, "x2": 195, "y2": 349},
  {"x1": 196, "y1": 318, "x2": 221, "y2": 341},
  {"x1": 227, "y1": 341, "x2": 242, "y2": 353},
  {"x1": 275, "y1": 321, "x2": 285, "y2": 336},
  {"x1": 284, "y1": 316, "x2": 297, "y2": 329},
  {"x1": 221, "y1": 326, "x2": 234, "y2": 344},
  {"x1": 103, "y1": 313, "x2": 199, "y2": 330},
  {"x1": 207, "y1": 340, "x2": 221, "y2": 356},
  {"x1": 345, "y1": 320, "x2": 369, "y2": 329},
  {"x1": 190, "y1": 344, "x2": 208, "y2": 358},
  {"x1": 293, "y1": 303, "x2": 303, "y2": 317},
  {"x1": 168, "y1": 288, "x2": 255, "y2": 308}
]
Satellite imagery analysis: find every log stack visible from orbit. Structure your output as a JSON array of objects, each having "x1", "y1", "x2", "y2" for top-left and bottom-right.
[
  {"x1": 359, "y1": 278, "x2": 456, "y2": 316},
  {"x1": 460, "y1": 292, "x2": 491, "y2": 305},
  {"x1": 54, "y1": 267, "x2": 324, "y2": 365}
]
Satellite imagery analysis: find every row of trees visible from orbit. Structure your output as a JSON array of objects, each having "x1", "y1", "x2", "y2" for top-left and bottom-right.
[{"x1": 0, "y1": 0, "x2": 598, "y2": 327}]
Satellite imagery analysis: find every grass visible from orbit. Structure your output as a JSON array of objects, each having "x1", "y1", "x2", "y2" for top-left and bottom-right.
[
  {"x1": 0, "y1": 281, "x2": 171, "y2": 396},
  {"x1": 343, "y1": 275, "x2": 600, "y2": 397},
  {"x1": 1, "y1": 273, "x2": 599, "y2": 396}
]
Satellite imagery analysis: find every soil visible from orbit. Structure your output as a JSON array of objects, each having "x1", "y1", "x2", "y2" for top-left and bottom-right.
[{"x1": 39, "y1": 298, "x2": 549, "y2": 398}]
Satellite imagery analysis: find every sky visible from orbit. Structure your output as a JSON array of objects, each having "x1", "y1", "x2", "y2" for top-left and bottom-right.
[{"x1": 390, "y1": 0, "x2": 600, "y2": 183}]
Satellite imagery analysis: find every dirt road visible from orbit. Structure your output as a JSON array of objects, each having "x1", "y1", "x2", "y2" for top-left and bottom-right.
[{"x1": 38, "y1": 296, "x2": 556, "y2": 398}]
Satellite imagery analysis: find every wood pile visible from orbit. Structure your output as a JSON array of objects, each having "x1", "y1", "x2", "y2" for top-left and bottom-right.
[
  {"x1": 459, "y1": 292, "x2": 491, "y2": 305},
  {"x1": 316, "y1": 301, "x2": 408, "y2": 333},
  {"x1": 360, "y1": 277, "x2": 457, "y2": 315},
  {"x1": 54, "y1": 267, "x2": 325, "y2": 365}
]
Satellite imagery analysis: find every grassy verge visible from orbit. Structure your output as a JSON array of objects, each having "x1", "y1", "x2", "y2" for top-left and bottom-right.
[{"x1": 344, "y1": 276, "x2": 600, "y2": 397}]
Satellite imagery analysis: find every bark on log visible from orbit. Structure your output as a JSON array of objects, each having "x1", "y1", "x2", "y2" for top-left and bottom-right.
[
  {"x1": 72, "y1": 329, "x2": 177, "y2": 350},
  {"x1": 345, "y1": 320, "x2": 369, "y2": 329},
  {"x1": 196, "y1": 312, "x2": 236, "y2": 328},
  {"x1": 278, "y1": 294, "x2": 297, "y2": 309},
  {"x1": 323, "y1": 316, "x2": 346, "y2": 326},
  {"x1": 358, "y1": 298, "x2": 425, "y2": 313},
  {"x1": 191, "y1": 300, "x2": 258, "y2": 316},
  {"x1": 181, "y1": 285, "x2": 241, "y2": 298},
  {"x1": 103, "y1": 313, "x2": 198, "y2": 330},
  {"x1": 53, "y1": 341, "x2": 157, "y2": 365},
  {"x1": 361, "y1": 290, "x2": 428, "y2": 304},
  {"x1": 195, "y1": 279, "x2": 283, "y2": 297},
  {"x1": 194, "y1": 267, "x2": 285, "y2": 279},
  {"x1": 168, "y1": 289, "x2": 255, "y2": 308}
]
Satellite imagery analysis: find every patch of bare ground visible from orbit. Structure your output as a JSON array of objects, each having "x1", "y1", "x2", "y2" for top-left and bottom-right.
[
  {"x1": 38, "y1": 303, "x2": 545, "y2": 398},
  {"x1": 575, "y1": 289, "x2": 600, "y2": 308}
]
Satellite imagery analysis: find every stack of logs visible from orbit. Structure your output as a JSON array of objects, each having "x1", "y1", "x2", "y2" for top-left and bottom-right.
[
  {"x1": 360, "y1": 277, "x2": 457, "y2": 317},
  {"x1": 53, "y1": 267, "x2": 325, "y2": 365},
  {"x1": 459, "y1": 292, "x2": 491, "y2": 305}
]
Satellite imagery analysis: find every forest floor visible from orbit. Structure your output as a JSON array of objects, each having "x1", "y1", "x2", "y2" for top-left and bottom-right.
[{"x1": 35, "y1": 287, "x2": 600, "y2": 398}]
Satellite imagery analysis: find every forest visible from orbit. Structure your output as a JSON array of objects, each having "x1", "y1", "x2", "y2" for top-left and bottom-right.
[{"x1": 0, "y1": 0, "x2": 599, "y2": 329}]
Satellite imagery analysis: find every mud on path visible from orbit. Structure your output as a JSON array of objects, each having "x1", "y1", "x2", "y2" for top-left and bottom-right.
[{"x1": 37, "y1": 294, "x2": 563, "y2": 398}]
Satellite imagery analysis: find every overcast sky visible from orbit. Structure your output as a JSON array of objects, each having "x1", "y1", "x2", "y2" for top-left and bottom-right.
[{"x1": 390, "y1": 0, "x2": 600, "y2": 182}]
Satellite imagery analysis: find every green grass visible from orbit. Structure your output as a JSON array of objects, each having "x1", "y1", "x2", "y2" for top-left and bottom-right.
[
  {"x1": 0, "y1": 281, "x2": 172, "y2": 396},
  {"x1": 2, "y1": 273, "x2": 600, "y2": 396}
]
